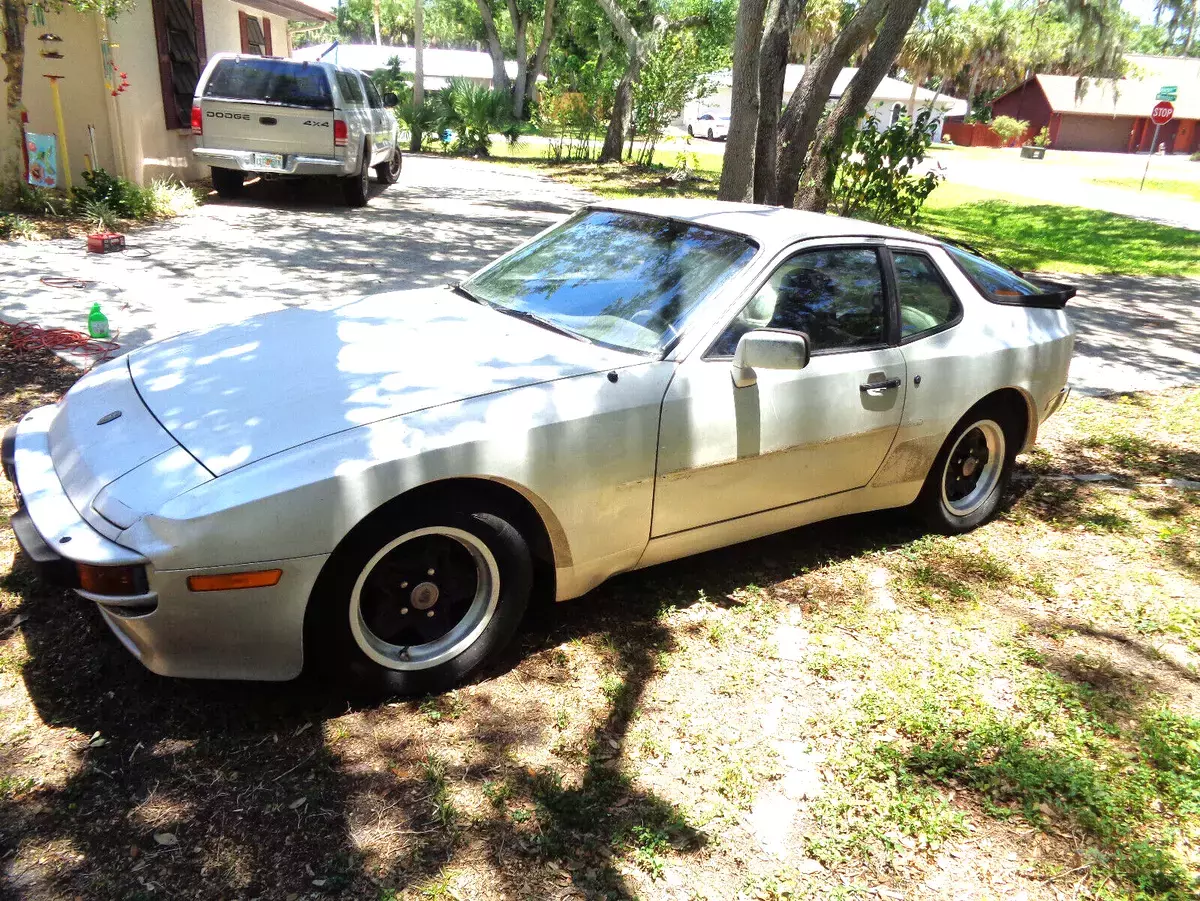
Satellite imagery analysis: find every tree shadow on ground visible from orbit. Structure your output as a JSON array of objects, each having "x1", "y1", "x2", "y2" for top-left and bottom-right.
[{"x1": 0, "y1": 496, "x2": 922, "y2": 900}]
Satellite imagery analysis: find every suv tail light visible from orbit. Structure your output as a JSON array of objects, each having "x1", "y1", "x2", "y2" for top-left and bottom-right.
[
  {"x1": 333, "y1": 119, "x2": 348, "y2": 146},
  {"x1": 191, "y1": 104, "x2": 202, "y2": 135}
]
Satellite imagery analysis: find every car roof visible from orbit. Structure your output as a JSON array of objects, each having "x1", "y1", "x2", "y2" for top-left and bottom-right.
[{"x1": 590, "y1": 198, "x2": 939, "y2": 254}]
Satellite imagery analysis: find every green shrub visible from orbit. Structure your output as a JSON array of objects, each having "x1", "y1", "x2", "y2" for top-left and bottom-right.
[
  {"x1": 0, "y1": 213, "x2": 38, "y2": 240},
  {"x1": 989, "y1": 115, "x2": 1029, "y2": 146},
  {"x1": 1191, "y1": 151, "x2": 1200, "y2": 162},
  {"x1": 12, "y1": 183, "x2": 67, "y2": 217},
  {"x1": 71, "y1": 169, "x2": 196, "y2": 223},
  {"x1": 433, "y1": 78, "x2": 517, "y2": 156},
  {"x1": 829, "y1": 110, "x2": 942, "y2": 227},
  {"x1": 72, "y1": 168, "x2": 149, "y2": 219}
]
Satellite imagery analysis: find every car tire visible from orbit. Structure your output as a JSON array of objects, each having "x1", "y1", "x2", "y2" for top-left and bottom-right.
[
  {"x1": 916, "y1": 401, "x2": 1020, "y2": 535},
  {"x1": 375, "y1": 147, "x2": 402, "y2": 184},
  {"x1": 687, "y1": 125, "x2": 694, "y2": 137},
  {"x1": 707, "y1": 128, "x2": 714, "y2": 139},
  {"x1": 313, "y1": 508, "x2": 533, "y2": 695},
  {"x1": 342, "y1": 144, "x2": 371, "y2": 207},
  {"x1": 211, "y1": 167, "x2": 244, "y2": 199}
]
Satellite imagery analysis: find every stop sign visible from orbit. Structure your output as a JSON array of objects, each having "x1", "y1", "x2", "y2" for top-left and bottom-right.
[{"x1": 1151, "y1": 100, "x2": 1174, "y2": 125}]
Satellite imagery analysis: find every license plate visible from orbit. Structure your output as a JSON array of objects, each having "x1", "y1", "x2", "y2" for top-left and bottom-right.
[{"x1": 252, "y1": 152, "x2": 284, "y2": 170}]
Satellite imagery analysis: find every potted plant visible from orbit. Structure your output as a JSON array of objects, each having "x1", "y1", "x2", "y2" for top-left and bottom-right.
[{"x1": 1021, "y1": 126, "x2": 1051, "y2": 160}]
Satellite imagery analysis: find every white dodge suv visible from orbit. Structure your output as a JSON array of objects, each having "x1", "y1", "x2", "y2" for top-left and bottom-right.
[{"x1": 192, "y1": 53, "x2": 402, "y2": 207}]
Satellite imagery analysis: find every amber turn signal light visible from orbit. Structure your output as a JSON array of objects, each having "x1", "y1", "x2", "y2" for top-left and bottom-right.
[
  {"x1": 77, "y1": 564, "x2": 149, "y2": 596},
  {"x1": 187, "y1": 569, "x2": 283, "y2": 592}
]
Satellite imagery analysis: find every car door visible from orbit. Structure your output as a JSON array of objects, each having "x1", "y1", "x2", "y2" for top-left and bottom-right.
[
  {"x1": 334, "y1": 70, "x2": 374, "y2": 167},
  {"x1": 360, "y1": 75, "x2": 394, "y2": 164},
  {"x1": 652, "y1": 243, "x2": 907, "y2": 537}
]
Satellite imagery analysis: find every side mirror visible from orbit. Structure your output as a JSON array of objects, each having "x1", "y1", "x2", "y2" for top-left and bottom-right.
[
  {"x1": 382, "y1": 92, "x2": 399, "y2": 107},
  {"x1": 731, "y1": 329, "x2": 810, "y2": 388}
]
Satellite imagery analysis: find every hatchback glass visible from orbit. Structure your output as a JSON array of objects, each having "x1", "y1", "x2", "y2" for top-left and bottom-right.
[{"x1": 463, "y1": 210, "x2": 758, "y2": 354}]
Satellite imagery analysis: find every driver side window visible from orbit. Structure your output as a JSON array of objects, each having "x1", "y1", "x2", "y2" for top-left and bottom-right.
[{"x1": 710, "y1": 247, "x2": 887, "y2": 357}]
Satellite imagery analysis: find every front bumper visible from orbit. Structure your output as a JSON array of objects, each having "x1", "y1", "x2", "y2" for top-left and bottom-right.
[
  {"x1": 193, "y1": 147, "x2": 350, "y2": 177},
  {"x1": 4, "y1": 408, "x2": 327, "y2": 681}
]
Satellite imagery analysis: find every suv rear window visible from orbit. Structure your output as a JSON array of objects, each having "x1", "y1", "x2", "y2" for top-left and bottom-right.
[{"x1": 203, "y1": 58, "x2": 332, "y2": 110}]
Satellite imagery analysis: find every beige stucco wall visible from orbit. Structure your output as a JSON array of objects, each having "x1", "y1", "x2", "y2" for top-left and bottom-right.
[
  {"x1": 9, "y1": 6, "x2": 116, "y2": 188},
  {"x1": 107, "y1": 0, "x2": 290, "y2": 184},
  {"x1": 6, "y1": 0, "x2": 307, "y2": 189}
]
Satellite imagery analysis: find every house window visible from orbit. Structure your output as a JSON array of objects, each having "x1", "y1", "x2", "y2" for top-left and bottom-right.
[
  {"x1": 239, "y1": 11, "x2": 274, "y2": 56},
  {"x1": 151, "y1": 0, "x2": 208, "y2": 130}
]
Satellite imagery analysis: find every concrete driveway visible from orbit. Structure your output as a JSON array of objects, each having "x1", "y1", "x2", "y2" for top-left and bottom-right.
[
  {"x1": 0, "y1": 155, "x2": 591, "y2": 354},
  {"x1": 0, "y1": 154, "x2": 1196, "y2": 397}
]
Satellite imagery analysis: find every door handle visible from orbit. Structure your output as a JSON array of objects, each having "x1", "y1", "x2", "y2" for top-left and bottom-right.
[{"x1": 860, "y1": 377, "x2": 902, "y2": 392}]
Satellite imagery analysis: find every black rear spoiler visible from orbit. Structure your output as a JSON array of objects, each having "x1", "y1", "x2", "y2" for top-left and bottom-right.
[{"x1": 938, "y1": 238, "x2": 1076, "y2": 310}]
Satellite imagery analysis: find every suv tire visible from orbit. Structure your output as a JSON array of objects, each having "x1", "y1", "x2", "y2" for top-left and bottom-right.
[
  {"x1": 343, "y1": 144, "x2": 371, "y2": 207},
  {"x1": 375, "y1": 148, "x2": 402, "y2": 184},
  {"x1": 211, "y1": 167, "x2": 244, "y2": 199}
]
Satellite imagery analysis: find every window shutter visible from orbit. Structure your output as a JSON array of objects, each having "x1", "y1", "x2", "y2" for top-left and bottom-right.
[
  {"x1": 263, "y1": 18, "x2": 273, "y2": 56},
  {"x1": 192, "y1": 0, "x2": 207, "y2": 66},
  {"x1": 238, "y1": 9, "x2": 250, "y2": 54},
  {"x1": 150, "y1": 0, "x2": 182, "y2": 129}
]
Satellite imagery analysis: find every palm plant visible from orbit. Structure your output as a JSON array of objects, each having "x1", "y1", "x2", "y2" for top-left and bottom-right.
[
  {"x1": 434, "y1": 78, "x2": 517, "y2": 157},
  {"x1": 898, "y1": 0, "x2": 970, "y2": 119}
]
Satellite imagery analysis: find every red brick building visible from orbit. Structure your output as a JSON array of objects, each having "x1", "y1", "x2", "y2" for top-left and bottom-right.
[{"x1": 988, "y1": 54, "x2": 1199, "y2": 154}]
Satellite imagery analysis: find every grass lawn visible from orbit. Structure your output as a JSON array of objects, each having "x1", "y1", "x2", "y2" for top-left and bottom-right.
[
  {"x1": 480, "y1": 151, "x2": 1200, "y2": 278},
  {"x1": 1091, "y1": 177, "x2": 1200, "y2": 202},
  {"x1": 919, "y1": 183, "x2": 1200, "y2": 277},
  {"x1": 2, "y1": 348, "x2": 1199, "y2": 899}
]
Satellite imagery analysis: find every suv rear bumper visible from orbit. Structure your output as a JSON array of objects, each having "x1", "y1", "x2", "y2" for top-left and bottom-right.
[{"x1": 193, "y1": 148, "x2": 350, "y2": 177}]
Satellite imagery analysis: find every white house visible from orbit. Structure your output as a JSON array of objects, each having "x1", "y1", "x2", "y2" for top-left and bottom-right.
[
  {"x1": 686, "y1": 65, "x2": 968, "y2": 136},
  {"x1": 2, "y1": 0, "x2": 333, "y2": 188},
  {"x1": 291, "y1": 42, "x2": 538, "y2": 92}
]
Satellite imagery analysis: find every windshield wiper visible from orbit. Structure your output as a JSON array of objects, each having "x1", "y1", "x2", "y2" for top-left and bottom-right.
[
  {"x1": 451, "y1": 283, "x2": 484, "y2": 304},
  {"x1": 454, "y1": 283, "x2": 591, "y2": 344},
  {"x1": 492, "y1": 306, "x2": 592, "y2": 343}
]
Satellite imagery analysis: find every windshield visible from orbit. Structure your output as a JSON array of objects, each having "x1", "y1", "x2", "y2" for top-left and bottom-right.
[
  {"x1": 463, "y1": 210, "x2": 757, "y2": 354},
  {"x1": 203, "y1": 59, "x2": 333, "y2": 109}
]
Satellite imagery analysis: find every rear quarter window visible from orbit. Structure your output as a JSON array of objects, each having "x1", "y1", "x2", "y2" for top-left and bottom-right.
[
  {"x1": 943, "y1": 244, "x2": 1075, "y2": 309},
  {"x1": 335, "y1": 72, "x2": 365, "y2": 106},
  {"x1": 203, "y1": 59, "x2": 332, "y2": 109}
]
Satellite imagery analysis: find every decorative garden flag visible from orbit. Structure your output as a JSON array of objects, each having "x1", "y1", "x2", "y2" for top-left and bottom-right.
[{"x1": 26, "y1": 133, "x2": 58, "y2": 188}]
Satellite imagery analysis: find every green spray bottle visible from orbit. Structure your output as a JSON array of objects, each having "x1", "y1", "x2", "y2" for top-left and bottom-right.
[{"x1": 87, "y1": 302, "x2": 110, "y2": 339}]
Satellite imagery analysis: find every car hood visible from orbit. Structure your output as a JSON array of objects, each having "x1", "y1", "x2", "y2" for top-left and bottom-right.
[{"x1": 128, "y1": 287, "x2": 639, "y2": 476}]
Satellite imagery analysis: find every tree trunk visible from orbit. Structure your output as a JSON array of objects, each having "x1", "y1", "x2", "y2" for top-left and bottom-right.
[
  {"x1": 525, "y1": 0, "x2": 556, "y2": 114},
  {"x1": 506, "y1": 0, "x2": 528, "y2": 118},
  {"x1": 717, "y1": 0, "x2": 770, "y2": 201},
  {"x1": 905, "y1": 71, "x2": 920, "y2": 118},
  {"x1": 1185, "y1": 0, "x2": 1197, "y2": 54},
  {"x1": 593, "y1": 0, "x2": 642, "y2": 163},
  {"x1": 473, "y1": 0, "x2": 511, "y2": 95},
  {"x1": 753, "y1": 0, "x2": 806, "y2": 204},
  {"x1": 601, "y1": 56, "x2": 639, "y2": 162},
  {"x1": 773, "y1": 0, "x2": 889, "y2": 208},
  {"x1": 372, "y1": 0, "x2": 382, "y2": 44},
  {"x1": 1, "y1": 0, "x2": 28, "y2": 192},
  {"x1": 794, "y1": 0, "x2": 925, "y2": 212},
  {"x1": 410, "y1": 0, "x2": 424, "y2": 151}
]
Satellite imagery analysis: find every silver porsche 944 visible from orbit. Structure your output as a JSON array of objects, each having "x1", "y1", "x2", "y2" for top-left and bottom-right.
[{"x1": 3, "y1": 199, "x2": 1074, "y2": 693}]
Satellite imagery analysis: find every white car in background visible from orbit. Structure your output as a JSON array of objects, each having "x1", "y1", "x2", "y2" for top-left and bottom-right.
[
  {"x1": 688, "y1": 111, "x2": 730, "y2": 140},
  {"x1": 191, "y1": 53, "x2": 402, "y2": 207}
]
